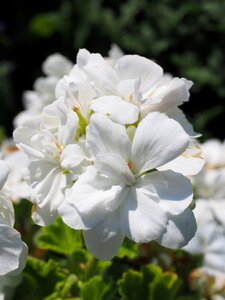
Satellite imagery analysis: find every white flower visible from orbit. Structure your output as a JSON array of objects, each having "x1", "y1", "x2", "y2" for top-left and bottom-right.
[
  {"x1": 59, "y1": 112, "x2": 196, "y2": 260},
  {"x1": 55, "y1": 49, "x2": 202, "y2": 176},
  {"x1": 0, "y1": 160, "x2": 27, "y2": 276},
  {"x1": 74, "y1": 49, "x2": 196, "y2": 134},
  {"x1": 14, "y1": 101, "x2": 90, "y2": 225}
]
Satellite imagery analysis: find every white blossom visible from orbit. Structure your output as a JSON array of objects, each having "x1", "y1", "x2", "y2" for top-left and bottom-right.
[
  {"x1": 59, "y1": 112, "x2": 196, "y2": 260},
  {"x1": 14, "y1": 101, "x2": 91, "y2": 225}
]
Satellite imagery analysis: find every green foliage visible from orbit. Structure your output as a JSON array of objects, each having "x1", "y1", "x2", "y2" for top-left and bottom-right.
[
  {"x1": 117, "y1": 238, "x2": 139, "y2": 259},
  {"x1": 118, "y1": 264, "x2": 180, "y2": 300},
  {"x1": 35, "y1": 217, "x2": 82, "y2": 256},
  {"x1": 15, "y1": 257, "x2": 68, "y2": 300},
  {"x1": 80, "y1": 276, "x2": 115, "y2": 300}
]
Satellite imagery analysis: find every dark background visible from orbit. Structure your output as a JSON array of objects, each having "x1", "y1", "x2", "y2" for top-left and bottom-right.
[{"x1": 0, "y1": 0, "x2": 225, "y2": 141}]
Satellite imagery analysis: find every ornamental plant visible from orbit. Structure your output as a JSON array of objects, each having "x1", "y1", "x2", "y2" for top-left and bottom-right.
[
  {"x1": 13, "y1": 49, "x2": 203, "y2": 260},
  {"x1": 4, "y1": 48, "x2": 225, "y2": 300}
]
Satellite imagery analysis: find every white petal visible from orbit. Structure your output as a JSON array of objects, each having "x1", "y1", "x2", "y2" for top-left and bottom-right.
[
  {"x1": 91, "y1": 96, "x2": 139, "y2": 124},
  {"x1": 0, "y1": 193, "x2": 14, "y2": 227},
  {"x1": 9, "y1": 242, "x2": 28, "y2": 276},
  {"x1": 0, "y1": 225, "x2": 27, "y2": 276},
  {"x1": 28, "y1": 161, "x2": 66, "y2": 225},
  {"x1": 116, "y1": 55, "x2": 163, "y2": 93},
  {"x1": 77, "y1": 49, "x2": 119, "y2": 93},
  {"x1": 83, "y1": 209, "x2": 124, "y2": 260},
  {"x1": 42, "y1": 53, "x2": 73, "y2": 78},
  {"x1": 167, "y1": 108, "x2": 200, "y2": 138},
  {"x1": 60, "y1": 144, "x2": 86, "y2": 170},
  {"x1": 156, "y1": 208, "x2": 197, "y2": 249},
  {"x1": 0, "y1": 161, "x2": 9, "y2": 190},
  {"x1": 94, "y1": 153, "x2": 134, "y2": 185},
  {"x1": 61, "y1": 167, "x2": 127, "y2": 229},
  {"x1": 56, "y1": 102, "x2": 78, "y2": 147},
  {"x1": 121, "y1": 187, "x2": 167, "y2": 243},
  {"x1": 158, "y1": 140, "x2": 204, "y2": 176},
  {"x1": 13, "y1": 120, "x2": 45, "y2": 160},
  {"x1": 59, "y1": 199, "x2": 87, "y2": 230},
  {"x1": 138, "y1": 170, "x2": 193, "y2": 215},
  {"x1": 131, "y1": 112, "x2": 189, "y2": 174},
  {"x1": 143, "y1": 77, "x2": 191, "y2": 114},
  {"x1": 86, "y1": 113, "x2": 131, "y2": 160}
]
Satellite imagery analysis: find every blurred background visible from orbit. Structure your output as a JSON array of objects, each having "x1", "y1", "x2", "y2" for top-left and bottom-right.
[{"x1": 0, "y1": 0, "x2": 224, "y2": 140}]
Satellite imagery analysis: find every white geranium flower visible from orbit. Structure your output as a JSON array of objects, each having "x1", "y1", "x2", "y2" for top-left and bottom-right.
[
  {"x1": 14, "y1": 54, "x2": 73, "y2": 127},
  {"x1": 14, "y1": 101, "x2": 91, "y2": 225},
  {"x1": 55, "y1": 49, "x2": 202, "y2": 176},
  {"x1": 59, "y1": 112, "x2": 196, "y2": 260},
  {"x1": 0, "y1": 160, "x2": 28, "y2": 276}
]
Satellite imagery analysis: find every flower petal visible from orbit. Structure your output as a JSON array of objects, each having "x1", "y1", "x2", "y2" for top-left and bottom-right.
[
  {"x1": 56, "y1": 102, "x2": 79, "y2": 147},
  {"x1": 83, "y1": 209, "x2": 124, "y2": 260},
  {"x1": 0, "y1": 225, "x2": 27, "y2": 276},
  {"x1": 42, "y1": 53, "x2": 72, "y2": 78},
  {"x1": 131, "y1": 112, "x2": 189, "y2": 174},
  {"x1": 28, "y1": 161, "x2": 67, "y2": 225},
  {"x1": 158, "y1": 140, "x2": 204, "y2": 176},
  {"x1": 60, "y1": 144, "x2": 87, "y2": 170},
  {"x1": 91, "y1": 96, "x2": 139, "y2": 124},
  {"x1": 77, "y1": 49, "x2": 119, "y2": 93},
  {"x1": 137, "y1": 170, "x2": 193, "y2": 215},
  {"x1": 143, "y1": 77, "x2": 191, "y2": 114},
  {"x1": 94, "y1": 153, "x2": 134, "y2": 186},
  {"x1": 167, "y1": 108, "x2": 200, "y2": 138},
  {"x1": 116, "y1": 55, "x2": 163, "y2": 93},
  {"x1": 86, "y1": 113, "x2": 131, "y2": 160},
  {"x1": 156, "y1": 208, "x2": 197, "y2": 249},
  {"x1": 121, "y1": 187, "x2": 167, "y2": 243},
  {"x1": 0, "y1": 193, "x2": 14, "y2": 227},
  {"x1": 60, "y1": 167, "x2": 127, "y2": 229}
]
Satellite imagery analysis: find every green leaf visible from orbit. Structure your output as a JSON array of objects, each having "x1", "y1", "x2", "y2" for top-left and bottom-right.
[
  {"x1": 80, "y1": 275, "x2": 115, "y2": 300},
  {"x1": 67, "y1": 250, "x2": 111, "y2": 281},
  {"x1": 149, "y1": 271, "x2": 180, "y2": 300},
  {"x1": 14, "y1": 256, "x2": 67, "y2": 300},
  {"x1": 118, "y1": 264, "x2": 180, "y2": 300},
  {"x1": 117, "y1": 238, "x2": 139, "y2": 259},
  {"x1": 35, "y1": 217, "x2": 82, "y2": 256},
  {"x1": 45, "y1": 274, "x2": 78, "y2": 300},
  {"x1": 118, "y1": 269, "x2": 144, "y2": 300}
]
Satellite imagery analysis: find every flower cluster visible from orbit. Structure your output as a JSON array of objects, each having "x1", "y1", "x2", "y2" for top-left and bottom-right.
[{"x1": 12, "y1": 49, "x2": 203, "y2": 260}]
